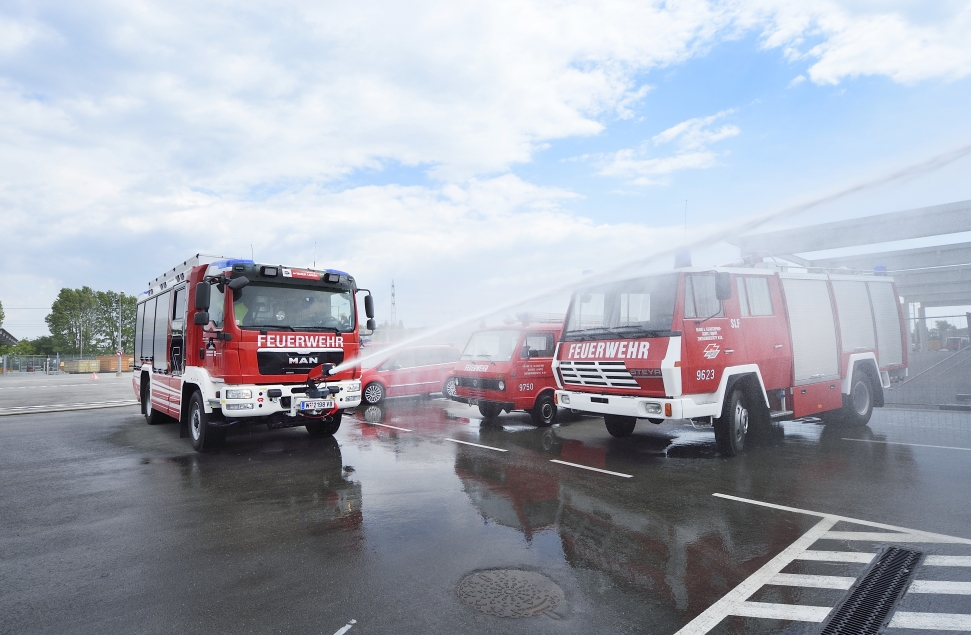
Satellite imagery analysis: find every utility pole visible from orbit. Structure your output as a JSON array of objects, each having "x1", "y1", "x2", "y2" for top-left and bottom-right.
[
  {"x1": 116, "y1": 293, "x2": 123, "y2": 376},
  {"x1": 390, "y1": 280, "x2": 397, "y2": 327}
]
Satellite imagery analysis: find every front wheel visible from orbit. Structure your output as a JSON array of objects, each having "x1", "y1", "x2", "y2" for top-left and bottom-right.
[
  {"x1": 306, "y1": 410, "x2": 343, "y2": 437},
  {"x1": 530, "y1": 393, "x2": 557, "y2": 427},
  {"x1": 478, "y1": 402, "x2": 502, "y2": 419},
  {"x1": 714, "y1": 389, "x2": 748, "y2": 456},
  {"x1": 362, "y1": 382, "x2": 385, "y2": 405},
  {"x1": 604, "y1": 415, "x2": 636, "y2": 437},
  {"x1": 188, "y1": 391, "x2": 221, "y2": 451},
  {"x1": 442, "y1": 377, "x2": 458, "y2": 400}
]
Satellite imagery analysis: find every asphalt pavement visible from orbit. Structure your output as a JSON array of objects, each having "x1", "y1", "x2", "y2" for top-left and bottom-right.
[{"x1": 2, "y1": 375, "x2": 970, "y2": 634}]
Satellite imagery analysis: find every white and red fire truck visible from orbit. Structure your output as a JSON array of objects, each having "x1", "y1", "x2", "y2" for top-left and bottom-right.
[
  {"x1": 552, "y1": 266, "x2": 908, "y2": 455},
  {"x1": 451, "y1": 322, "x2": 564, "y2": 426},
  {"x1": 133, "y1": 255, "x2": 375, "y2": 451}
]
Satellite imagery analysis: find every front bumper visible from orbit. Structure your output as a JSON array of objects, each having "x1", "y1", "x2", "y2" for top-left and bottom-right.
[
  {"x1": 554, "y1": 389, "x2": 721, "y2": 420},
  {"x1": 217, "y1": 380, "x2": 362, "y2": 418},
  {"x1": 450, "y1": 394, "x2": 515, "y2": 411}
]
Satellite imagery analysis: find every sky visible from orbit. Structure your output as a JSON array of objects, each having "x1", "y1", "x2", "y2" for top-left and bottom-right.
[{"x1": 2, "y1": 0, "x2": 971, "y2": 338}]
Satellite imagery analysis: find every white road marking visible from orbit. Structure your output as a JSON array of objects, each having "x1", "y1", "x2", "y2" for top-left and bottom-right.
[
  {"x1": 0, "y1": 383, "x2": 101, "y2": 390},
  {"x1": 549, "y1": 459, "x2": 632, "y2": 478},
  {"x1": 730, "y1": 601, "x2": 832, "y2": 622},
  {"x1": 769, "y1": 573, "x2": 855, "y2": 590},
  {"x1": 712, "y1": 493, "x2": 971, "y2": 545},
  {"x1": 0, "y1": 400, "x2": 138, "y2": 416},
  {"x1": 797, "y1": 550, "x2": 875, "y2": 563},
  {"x1": 332, "y1": 618, "x2": 357, "y2": 635},
  {"x1": 367, "y1": 422, "x2": 412, "y2": 432},
  {"x1": 823, "y1": 531, "x2": 961, "y2": 543},
  {"x1": 909, "y1": 580, "x2": 971, "y2": 595},
  {"x1": 673, "y1": 516, "x2": 838, "y2": 635},
  {"x1": 925, "y1": 555, "x2": 971, "y2": 566},
  {"x1": 842, "y1": 437, "x2": 971, "y2": 452},
  {"x1": 446, "y1": 438, "x2": 507, "y2": 452},
  {"x1": 888, "y1": 611, "x2": 971, "y2": 630}
]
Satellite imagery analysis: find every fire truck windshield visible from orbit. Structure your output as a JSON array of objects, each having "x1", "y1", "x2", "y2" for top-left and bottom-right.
[
  {"x1": 565, "y1": 274, "x2": 678, "y2": 340},
  {"x1": 460, "y1": 330, "x2": 521, "y2": 363},
  {"x1": 233, "y1": 283, "x2": 355, "y2": 333}
]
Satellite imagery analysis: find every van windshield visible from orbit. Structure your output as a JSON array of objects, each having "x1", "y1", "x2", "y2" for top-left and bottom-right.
[
  {"x1": 565, "y1": 274, "x2": 678, "y2": 340},
  {"x1": 461, "y1": 330, "x2": 521, "y2": 362},
  {"x1": 233, "y1": 284, "x2": 355, "y2": 333}
]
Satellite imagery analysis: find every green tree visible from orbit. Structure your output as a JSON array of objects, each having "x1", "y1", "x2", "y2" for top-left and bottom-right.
[
  {"x1": 46, "y1": 287, "x2": 99, "y2": 356},
  {"x1": 93, "y1": 291, "x2": 137, "y2": 354},
  {"x1": 0, "y1": 297, "x2": 5, "y2": 329}
]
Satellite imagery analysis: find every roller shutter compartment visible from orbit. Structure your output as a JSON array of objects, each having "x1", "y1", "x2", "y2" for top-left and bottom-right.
[
  {"x1": 831, "y1": 280, "x2": 876, "y2": 353},
  {"x1": 868, "y1": 281, "x2": 903, "y2": 367},
  {"x1": 781, "y1": 277, "x2": 840, "y2": 384}
]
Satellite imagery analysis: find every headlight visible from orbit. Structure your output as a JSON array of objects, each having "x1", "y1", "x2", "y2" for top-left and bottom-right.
[
  {"x1": 225, "y1": 403, "x2": 255, "y2": 410},
  {"x1": 225, "y1": 389, "x2": 252, "y2": 399},
  {"x1": 560, "y1": 393, "x2": 570, "y2": 405},
  {"x1": 497, "y1": 380, "x2": 505, "y2": 391},
  {"x1": 347, "y1": 381, "x2": 361, "y2": 392},
  {"x1": 644, "y1": 402, "x2": 662, "y2": 414}
]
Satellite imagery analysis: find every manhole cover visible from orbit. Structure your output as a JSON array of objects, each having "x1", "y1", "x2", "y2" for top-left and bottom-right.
[{"x1": 457, "y1": 569, "x2": 564, "y2": 618}]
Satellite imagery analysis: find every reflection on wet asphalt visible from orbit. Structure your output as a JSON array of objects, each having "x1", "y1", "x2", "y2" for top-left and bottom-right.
[{"x1": 2, "y1": 398, "x2": 970, "y2": 634}]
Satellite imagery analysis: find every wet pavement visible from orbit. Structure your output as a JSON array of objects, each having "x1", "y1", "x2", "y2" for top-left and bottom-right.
[{"x1": 2, "y1": 391, "x2": 970, "y2": 634}]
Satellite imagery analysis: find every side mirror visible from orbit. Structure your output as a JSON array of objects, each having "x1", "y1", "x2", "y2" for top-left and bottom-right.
[
  {"x1": 227, "y1": 276, "x2": 249, "y2": 291},
  {"x1": 194, "y1": 282, "x2": 210, "y2": 310},
  {"x1": 364, "y1": 294, "x2": 375, "y2": 319},
  {"x1": 528, "y1": 349, "x2": 541, "y2": 358},
  {"x1": 366, "y1": 318, "x2": 376, "y2": 331},
  {"x1": 193, "y1": 311, "x2": 210, "y2": 325},
  {"x1": 715, "y1": 272, "x2": 732, "y2": 301}
]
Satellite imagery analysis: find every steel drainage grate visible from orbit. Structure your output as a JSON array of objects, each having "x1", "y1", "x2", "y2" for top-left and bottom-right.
[
  {"x1": 820, "y1": 546, "x2": 923, "y2": 635},
  {"x1": 457, "y1": 569, "x2": 564, "y2": 618}
]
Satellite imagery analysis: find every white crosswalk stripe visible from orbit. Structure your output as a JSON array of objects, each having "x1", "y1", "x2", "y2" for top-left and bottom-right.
[{"x1": 674, "y1": 495, "x2": 971, "y2": 635}]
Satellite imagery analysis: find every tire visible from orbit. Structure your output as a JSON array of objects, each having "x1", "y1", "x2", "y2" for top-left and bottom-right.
[
  {"x1": 714, "y1": 389, "x2": 748, "y2": 456},
  {"x1": 188, "y1": 391, "x2": 219, "y2": 451},
  {"x1": 362, "y1": 382, "x2": 385, "y2": 405},
  {"x1": 306, "y1": 410, "x2": 343, "y2": 437},
  {"x1": 604, "y1": 414, "x2": 636, "y2": 437},
  {"x1": 143, "y1": 376, "x2": 165, "y2": 425},
  {"x1": 478, "y1": 402, "x2": 502, "y2": 419},
  {"x1": 840, "y1": 371, "x2": 874, "y2": 427},
  {"x1": 442, "y1": 377, "x2": 458, "y2": 400},
  {"x1": 530, "y1": 393, "x2": 557, "y2": 427}
]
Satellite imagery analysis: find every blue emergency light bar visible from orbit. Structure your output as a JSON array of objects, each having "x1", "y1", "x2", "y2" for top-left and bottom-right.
[{"x1": 206, "y1": 259, "x2": 254, "y2": 274}]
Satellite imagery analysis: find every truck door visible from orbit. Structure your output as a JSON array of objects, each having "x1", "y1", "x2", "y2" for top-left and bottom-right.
[
  {"x1": 200, "y1": 283, "x2": 230, "y2": 377},
  {"x1": 681, "y1": 273, "x2": 745, "y2": 395},
  {"x1": 735, "y1": 275, "x2": 790, "y2": 390},
  {"x1": 517, "y1": 331, "x2": 556, "y2": 406}
]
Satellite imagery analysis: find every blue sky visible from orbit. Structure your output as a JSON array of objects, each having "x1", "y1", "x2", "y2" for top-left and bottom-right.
[{"x1": 2, "y1": 0, "x2": 971, "y2": 337}]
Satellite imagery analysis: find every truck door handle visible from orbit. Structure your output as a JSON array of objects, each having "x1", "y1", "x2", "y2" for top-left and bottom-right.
[
  {"x1": 725, "y1": 349, "x2": 734, "y2": 353},
  {"x1": 774, "y1": 344, "x2": 784, "y2": 349}
]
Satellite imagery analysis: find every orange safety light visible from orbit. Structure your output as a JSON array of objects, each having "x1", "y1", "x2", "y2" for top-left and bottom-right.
[{"x1": 664, "y1": 403, "x2": 672, "y2": 417}]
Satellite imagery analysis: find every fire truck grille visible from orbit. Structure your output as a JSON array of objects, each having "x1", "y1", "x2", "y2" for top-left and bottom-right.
[
  {"x1": 456, "y1": 377, "x2": 503, "y2": 391},
  {"x1": 558, "y1": 361, "x2": 640, "y2": 389},
  {"x1": 257, "y1": 351, "x2": 344, "y2": 375}
]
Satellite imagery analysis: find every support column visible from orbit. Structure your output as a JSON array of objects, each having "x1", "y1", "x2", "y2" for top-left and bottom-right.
[{"x1": 918, "y1": 304, "x2": 928, "y2": 352}]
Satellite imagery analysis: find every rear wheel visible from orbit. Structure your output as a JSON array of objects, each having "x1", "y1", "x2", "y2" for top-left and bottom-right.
[
  {"x1": 714, "y1": 389, "x2": 748, "y2": 456},
  {"x1": 442, "y1": 377, "x2": 458, "y2": 400},
  {"x1": 188, "y1": 391, "x2": 220, "y2": 451},
  {"x1": 306, "y1": 410, "x2": 343, "y2": 437},
  {"x1": 143, "y1": 376, "x2": 165, "y2": 425},
  {"x1": 604, "y1": 415, "x2": 636, "y2": 437},
  {"x1": 478, "y1": 402, "x2": 502, "y2": 419},
  {"x1": 530, "y1": 393, "x2": 557, "y2": 427},
  {"x1": 363, "y1": 382, "x2": 385, "y2": 405},
  {"x1": 840, "y1": 372, "x2": 874, "y2": 427}
]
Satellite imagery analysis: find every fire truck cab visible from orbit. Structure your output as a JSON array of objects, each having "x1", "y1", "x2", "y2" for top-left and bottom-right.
[
  {"x1": 451, "y1": 323, "x2": 564, "y2": 426},
  {"x1": 552, "y1": 266, "x2": 907, "y2": 456},
  {"x1": 133, "y1": 255, "x2": 375, "y2": 451}
]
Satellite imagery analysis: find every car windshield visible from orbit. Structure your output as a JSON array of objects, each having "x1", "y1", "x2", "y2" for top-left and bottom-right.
[
  {"x1": 233, "y1": 283, "x2": 355, "y2": 332},
  {"x1": 460, "y1": 330, "x2": 521, "y2": 362},
  {"x1": 565, "y1": 274, "x2": 678, "y2": 339}
]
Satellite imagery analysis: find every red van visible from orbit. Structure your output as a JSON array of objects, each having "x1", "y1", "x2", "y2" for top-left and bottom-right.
[
  {"x1": 360, "y1": 345, "x2": 461, "y2": 404},
  {"x1": 451, "y1": 324, "x2": 563, "y2": 426}
]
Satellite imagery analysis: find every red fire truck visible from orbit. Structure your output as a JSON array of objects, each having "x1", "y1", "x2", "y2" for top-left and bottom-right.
[
  {"x1": 132, "y1": 255, "x2": 375, "y2": 451},
  {"x1": 451, "y1": 323, "x2": 563, "y2": 426},
  {"x1": 552, "y1": 266, "x2": 908, "y2": 455}
]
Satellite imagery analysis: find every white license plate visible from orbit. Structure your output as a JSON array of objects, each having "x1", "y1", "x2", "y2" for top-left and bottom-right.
[{"x1": 300, "y1": 400, "x2": 334, "y2": 410}]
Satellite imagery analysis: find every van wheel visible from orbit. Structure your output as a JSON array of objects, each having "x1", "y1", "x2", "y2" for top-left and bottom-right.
[
  {"x1": 363, "y1": 382, "x2": 385, "y2": 405},
  {"x1": 307, "y1": 411, "x2": 343, "y2": 437},
  {"x1": 714, "y1": 389, "x2": 748, "y2": 456},
  {"x1": 604, "y1": 415, "x2": 636, "y2": 437},
  {"x1": 530, "y1": 393, "x2": 557, "y2": 427},
  {"x1": 143, "y1": 376, "x2": 165, "y2": 425},
  {"x1": 442, "y1": 377, "x2": 458, "y2": 399},
  {"x1": 478, "y1": 402, "x2": 502, "y2": 419},
  {"x1": 841, "y1": 372, "x2": 874, "y2": 426},
  {"x1": 188, "y1": 391, "x2": 220, "y2": 451}
]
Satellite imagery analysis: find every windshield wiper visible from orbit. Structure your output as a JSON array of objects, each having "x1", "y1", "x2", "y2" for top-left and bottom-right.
[
  {"x1": 293, "y1": 326, "x2": 343, "y2": 334},
  {"x1": 242, "y1": 325, "x2": 295, "y2": 331}
]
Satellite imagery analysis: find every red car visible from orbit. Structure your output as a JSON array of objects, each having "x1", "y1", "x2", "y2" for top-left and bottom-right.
[{"x1": 360, "y1": 345, "x2": 461, "y2": 404}]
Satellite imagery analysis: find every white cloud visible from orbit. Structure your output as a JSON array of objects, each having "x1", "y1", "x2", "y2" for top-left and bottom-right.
[{"x1": 596, "y1": 110, "x2": 740, "y2": 184}]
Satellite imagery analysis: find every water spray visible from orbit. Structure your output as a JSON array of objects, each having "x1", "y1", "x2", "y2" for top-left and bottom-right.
[{"x1": 325, "y1": 142, "x2": 971, "y2": 376}]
